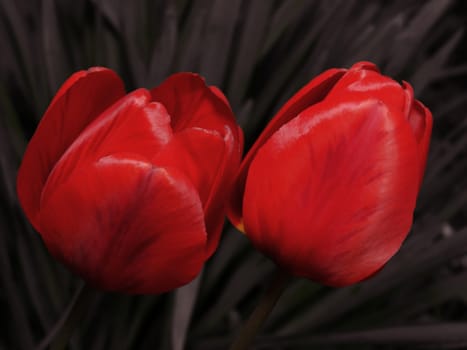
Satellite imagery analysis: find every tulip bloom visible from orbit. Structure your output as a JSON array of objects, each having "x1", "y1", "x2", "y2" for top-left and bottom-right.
[
  {"x1": 228, "y1": 62, "x2": 432, "y2": 286},
  {"x1": 17, "y1": 68, "x2": 243, "y2": 294}
]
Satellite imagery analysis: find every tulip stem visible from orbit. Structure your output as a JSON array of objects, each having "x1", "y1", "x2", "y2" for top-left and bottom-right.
[
  {"x1": 36, "y1": 282, "x2": 98, "y2": 350},
  {"x1": 228, "y1": 268, "x2": 291, "y2": 350}
]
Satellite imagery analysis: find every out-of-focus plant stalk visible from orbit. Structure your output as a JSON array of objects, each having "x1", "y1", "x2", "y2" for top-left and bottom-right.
[
  {"x1": 37, "y1": 283, "x2": 97, "y2": 350},
  {"x1": 229, "y1": 269, "x2": 290, "y2": 350}
]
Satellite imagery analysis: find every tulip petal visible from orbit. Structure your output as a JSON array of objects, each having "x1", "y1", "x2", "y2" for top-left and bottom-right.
[
  {"x1": 227, "y1": 68, "x2": 346, "y2": 230},
  {"x1": 151, "y1": 75, "x2": 243, "y2": 244},
  {"x1": 209, "y1": 85, "x2": 230, "y2": 107},
  {"x1": 39, "y1": 153, "x2": 207, "y2": 294},
  {"x1": 243, "y1": 99, "x2": 420, "y2": 286},
  {"x1": 40, "y1": 89, "x2": 173, "y2": 205},
  {"x1": 150, "y1": 73, "x2": 239, "y2": 139},
  {"x1": 402, "y1": 82, "x2": 433, "y2": 185},
  {"x1": 327, "y1": 64, "x2": 406, "y2": 116},
  {"x1": 412, "y1": 100, "x2": 433, "y2": 185},
  {"x1": 152, "y1": 128, "x2": 225, "y2": 207},
  {"x1": 17, "y1": 68, "x2": 125, "y2": 230},
  {"x1": 349, "y1": 61, "x2": 380, "y2": 72},
  {"x1": 71, "y1": 90, "x2": 173, "y2": 161},
  {"x1": 152, "y1": 127, "x2": 236, "y2": 255},
  {"x1": 203, "y1": 126, "x2": 241, "y2": 255}
]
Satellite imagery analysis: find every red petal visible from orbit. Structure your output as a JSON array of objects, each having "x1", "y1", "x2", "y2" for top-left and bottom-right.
[
  {"x1": 39, "y1": 89, "x2": 173, "y2": 206},
  {"x1": 243, "y1": 99, "x2": 420, "y2": 286},
  {"x1": 227, "y1": 68, "x2": 346, "y2": 230},
  {"x1": 48, "y1": 71, "x2": 87, "y2": 107},
  {"x1": 150, "y1": 73, "x2": 239, "y2": 140},
  {"x1": 152, "y1": 73, "x2": 243, "y2": 252},
  {"x1": 202, "y1": 126, "x2": 241, "y2": 256},
  {"x1": 209, "y1": 85, "x2": 230, "y2": 107},
  {"x1": 75, "y1": 90, "x2": 173, "y2": 160},
  {"x1": 152, "y1": 127, "x2": 238, "y2": 255},
  {"x1": 152, "y1": 128, "x2": 226, "y2": 208},
  {"x1": 326, "y1": 63, "x2": 406, "y2": 116},
  {"x1": 401, "y1": 81, "x2": 433, "y2": 187},
  {"x1": 412, "y1": 100, "x2": 433, "y2": 185},
  {"x1": 349, "y1": 61, "x2": 380, "y2": 72},
  {"x1": 39, "y1": 153, "x2": 207, "y2": 294},
  {"x1": 17, "y1": 68, "x2": 125, "y2": 230}
]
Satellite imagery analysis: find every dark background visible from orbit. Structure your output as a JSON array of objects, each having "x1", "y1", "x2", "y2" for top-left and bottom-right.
[{"x1": 1, "y1": 0, "x2": 467, "y2": 349}]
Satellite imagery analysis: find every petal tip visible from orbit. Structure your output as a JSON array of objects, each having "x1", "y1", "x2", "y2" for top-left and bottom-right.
[{"x1": 351, "y1": 61, "x2": 380, "y2": 73}]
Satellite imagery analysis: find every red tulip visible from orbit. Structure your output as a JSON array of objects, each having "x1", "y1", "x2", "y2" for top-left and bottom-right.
[
  {"x1": 228, "y1": 61, "x2": 432, "y2": 286},
  {"x1": 17, "y1": 68, "x2": 243, "y2": 294}
]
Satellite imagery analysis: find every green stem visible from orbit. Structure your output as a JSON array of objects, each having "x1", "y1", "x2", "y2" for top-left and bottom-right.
[
  {"x1": 229, "y1": 269, "x2": 291, "y2": 350},
  {"x1": 36, "y1": 282, "x2": 98, "y2": 350}
]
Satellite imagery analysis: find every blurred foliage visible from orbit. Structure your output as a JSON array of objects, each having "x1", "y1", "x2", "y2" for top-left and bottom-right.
[{"x1": 1, "y1": 0, "x2": 467, "y2": 349}]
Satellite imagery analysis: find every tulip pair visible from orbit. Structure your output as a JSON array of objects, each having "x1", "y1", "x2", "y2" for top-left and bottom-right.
[{"x1": 17, "y1": 62, "x2": 432, "y2": 293}]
